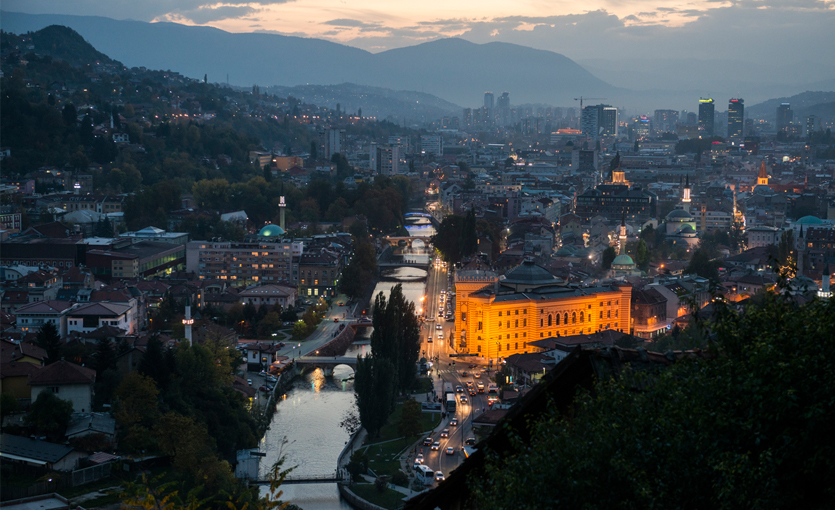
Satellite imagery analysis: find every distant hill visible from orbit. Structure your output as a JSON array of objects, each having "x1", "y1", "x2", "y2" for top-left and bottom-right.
[
  {"x1": 264, "y1": 83, "x2": 461, "y2": 123},
  {"x1": 1, "y1": 11, "x2": 618, "y2": 108},
  {"x1": 746, "y1": 91, "x2": 835, "y2": 122}
]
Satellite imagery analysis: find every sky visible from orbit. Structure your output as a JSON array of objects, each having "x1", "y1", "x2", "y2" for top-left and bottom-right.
[{"x1": 5, "y1": 0, "x2": 834, "y2": 58}]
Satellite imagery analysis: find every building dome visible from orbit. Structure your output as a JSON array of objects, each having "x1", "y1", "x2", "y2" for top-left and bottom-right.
[
  {"x1": 257, "y1": 224, "x2": 285, "y2": 237},
  {"x1": 612, "y1": 254, "x2": 635, "y2": 267},
  {"x1": 678, "y1": 224, "x2": 696, "y2": 234},
  {"x1": 797, "y1": 215, "x2": 823, "y2": 225},
  {"x1": 666, "y1": 209, "x2": 693, "y2": 222},
  {"x1": 503, "y1": 259, "x2": 558, "y2": 285}
]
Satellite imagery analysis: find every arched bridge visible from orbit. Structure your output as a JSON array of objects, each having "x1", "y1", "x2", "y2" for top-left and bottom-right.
[
  {"x1": 384, "y1": 236, "x2": 431, "y2": 249},
  {"x1": 295, "y1": 355, "x2": 358, "y2": 377}
]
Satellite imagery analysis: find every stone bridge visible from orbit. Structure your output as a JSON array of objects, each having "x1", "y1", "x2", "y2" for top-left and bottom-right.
[
  {"x1": 295, "y1": 356, "x2": 358, "y2": 377},
  {"x1": 383, "y1": 236, "x2": 432, "y2": 249}
]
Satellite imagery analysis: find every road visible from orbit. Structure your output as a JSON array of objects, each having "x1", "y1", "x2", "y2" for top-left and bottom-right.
[{"x1": 418, "y1": 259, "x2": 493, "y2": 479}]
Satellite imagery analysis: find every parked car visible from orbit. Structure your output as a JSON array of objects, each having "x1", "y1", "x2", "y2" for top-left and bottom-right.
[
  {"x1": 247, "y1": 379, "x2": 252, "y2": 386},
  {"x1": 259, "y1": 385, "x2": 270, "y2": 392}
]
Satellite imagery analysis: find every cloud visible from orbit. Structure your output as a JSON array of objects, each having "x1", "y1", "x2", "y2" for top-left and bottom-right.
[{"x1": 177, "y1": 5, "x2": 260, "y2": 24}]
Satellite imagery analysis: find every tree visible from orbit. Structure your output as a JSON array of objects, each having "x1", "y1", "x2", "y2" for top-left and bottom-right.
[
  {"x1": 685, "y1": 246, "x2": 720, "y2": 282},
  {"x1": 1, "y1": 393, "x2": 22, "y2": 419},
  {"x1": 634, "y1": 239, "x2": 650, "y2": 271},
  {"x1": 62, "y1": 103, "x2": 77, "y2": 126},
  {"x1": 26, "y1": 392, "x2": 73, "y2": 440},
  {"x1": 115, "y1": 372, "x2": 160, "y2": 453},
  {"x1": 370, "y1": 285, "x2": 421, "y2": 394},
  {"x1": 354, "y1": 355, "x2": 396, "y2": 439},
  {"x1": 36, "y1": 322, "x2": 62, "y2": 364},
  {"x1": 309, "y1": 140, "x2": 318, "y2": 160},
  {"x1": 462, "y1": 208, "x2": 478, "y2": 257},
  {"x1": 602, "y1": 246, "x2": 617, "y2": 270},
  {"x1": 397, "y1": 399, "x2": 423, "y2": 443},
  {"x1": 431, "y1": 215, "x2": 464, "y2": 263}
]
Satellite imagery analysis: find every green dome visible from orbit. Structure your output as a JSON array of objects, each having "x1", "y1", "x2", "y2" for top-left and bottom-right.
[
  {"x1": 612, "y1": 254, "x2": 635, "y2": 266},
  {"x1": 797, "y1": 215, "x2": 823, "y2": 225},
  {"x1": 258, "y1": 224, "x2": 285, "y2": 237},
  {"x1": 666, "y1": 209, "x2": 693, "y2": 221}
]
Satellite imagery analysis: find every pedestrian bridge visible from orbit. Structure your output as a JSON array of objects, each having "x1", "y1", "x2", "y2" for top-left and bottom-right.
[
  {"x1": 251, "y1": 470, "x2": 346, "y2": 485},
  {"x1": 295, "y1": 355, "x2": 358, "y2": 377}
]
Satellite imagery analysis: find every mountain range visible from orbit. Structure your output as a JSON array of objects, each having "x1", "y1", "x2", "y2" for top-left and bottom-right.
[
  {"x1": 1, "y1": 11, "x2": 616, "y2": 109},
  {"x1": 2, "y1": 11, "x2": 833, "y2": 118}
]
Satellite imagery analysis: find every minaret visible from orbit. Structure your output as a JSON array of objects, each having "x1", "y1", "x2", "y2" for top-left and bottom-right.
[
  {"x1": 757, "y1": 160, "x2": 769, "y2": 186},
  {"x1": 279, "y1": 196, "x2": 286, "y2": 231},
  {"x1": 797, "y1": 225, "x2": 805, "y2": 277},
  {"x1": 682, "y1": 175, "x2": 691, "y2": 213},
  {"x1": 619, "y1": 214, "x2": 627, "y2": 255},
  {"x1": 182, "y1": 295, "x2": 194, "y2": 346},
  {"x1": 819, "y1": 263, "x2": 831, "y2": 299}
]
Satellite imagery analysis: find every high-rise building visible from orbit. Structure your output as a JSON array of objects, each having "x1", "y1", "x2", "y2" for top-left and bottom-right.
[
  {"x1": 370, "y1": 144, "x2": 400, "y2": 175},
  {"x1": 727, "y1": 98, "x2": 744, "y2": 144},
  {"x1": 420, "y1": 135, "x2": 443, "y2": 156},
  {"x1": 581, "y1": 105, "x2": 618, "y2": 140},
  {"x1": 484, "y1": 92, "x2": 494, "y2": 110},
  {"x1": 776, "y1": 103, "x2": 793, "y2": 132},
  {"x1": 698, "y1": 98, "x2": 715, "y2": 136},
  {"x1": 806, "y1": 115, "x2": 819, "y2": 136},
  {"x1": 388, "y1": 136, "x2": 411, "y2": 154},
  {"x1": 633, "y1": 116, "x2": 652, "y2": 140},
  {"x1": 318, "y1": 128, "x2": 346, "y2": 160},
  {"x1": 497, "y1": 92, "x2": 510, "y2": 126},
  {"x1": 653, "y1": 110, "x2": 679, "y2": 133},
  {"x1": 462, "y1": 108, "x2": 473, "y2": 129}
]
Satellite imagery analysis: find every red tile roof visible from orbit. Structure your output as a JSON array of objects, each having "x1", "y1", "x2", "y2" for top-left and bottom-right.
[{"x1": 28, "y1": 360, "x2": 95, "y2": 386}]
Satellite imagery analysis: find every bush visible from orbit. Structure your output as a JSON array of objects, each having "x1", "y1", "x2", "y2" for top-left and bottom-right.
[
  {"x1": 411, "y1": 477, "x2": 425, "y2": 492},
  {"x1": 374, "y1": 475, "x2": 388, "y2": 493},
  {"x1": 391, "y1": 469, "x2": 409, "y2": 487}
]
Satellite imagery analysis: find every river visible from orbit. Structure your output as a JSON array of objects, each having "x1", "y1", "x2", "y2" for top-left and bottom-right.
[{"x1": 258, "y1": 214, "x2": 434, "y2": 508}]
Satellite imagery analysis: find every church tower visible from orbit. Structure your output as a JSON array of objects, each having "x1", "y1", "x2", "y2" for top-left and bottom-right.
[{"x1": 757, "y1": 160, "x2": 769, "y2": 186}]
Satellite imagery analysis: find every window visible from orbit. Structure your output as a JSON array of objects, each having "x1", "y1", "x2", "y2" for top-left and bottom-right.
[
  {"x1": 498, "y1": 311, "x2": 502, "y2": 317},
  {"x1": 498, "y1": 322, "x2": 502, "y2": 329},
  {"x1": 607, "y1": 310, "x2": 611, "y2": 318},
  {"x1": 506, "y1": 321, "x2": 510, "y2": 328},
  {"x1": 506, "y1": 343, "x2": 509, "y2": 351},
  {"x1": 600, "y1": 311, "x2": 603, "y2": 319},
  {"x1": 540, "y1": 319, "x2": 543, "y2": 327},
  {"x1": 515, "y1": 310, "x2": 519, "y2": 315},
  {"x1": 555, "y1": 314, "x2": 560, "y2": 325},
  {"x1": 462, "y1": 312, "x2": 466, "y2": 322},
  {"x1": 498, "y1": 344, "x2": 502, "y2": 352},
  {"x1": 547, "y1": 315, "x2": 552, "y2": 326},
  {"x1": 515, "y1": 342, "x2": 518, "y2": 349},
  {"x1": 580, "y1": 311, "x2": 584, "y2": 323},
  {"x1": 572, "y1": 312, "x2": 577, "y2": 324},
  {"x1": 515, "y1": 320, "x2": 518, "y2": 327},
  {"x1": 523, "y1": 319, "x2": 527, "y2": 327},
  {"x1": 514, "y1": 333, "x2": 518, "y2": 339},
  {"x1": 478, "y1": 345, "x2": 481, "y2": 352},
  {"x1": 523, "y1": 309, "x2": 527, "y2": 314},
  {"x1": 478, "y1": 321, "x2": 482, "y2": 330},
  {"x1": 564, "y1": 313, "x2": 568, "y2": 324}
]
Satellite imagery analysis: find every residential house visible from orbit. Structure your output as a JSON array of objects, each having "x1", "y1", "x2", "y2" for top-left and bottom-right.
[
  {"x1": 0, "y1": 434, "x2": 86, "y2": 471},
  {"x1": 14, "y1": 300, "x2": 76, "y2": 338},
  {"x1": 0, "y1": 360, "x2": 43, "y2": 402},
  {"x1": 28, "y1": 360, "x2": 96, "y2": 413},
  {"x1": 237, "y1": 284, "x2": 297, "y2": 309},
  {"x1": 66, "y1": 302, "x2": 134, "y2": 335}
]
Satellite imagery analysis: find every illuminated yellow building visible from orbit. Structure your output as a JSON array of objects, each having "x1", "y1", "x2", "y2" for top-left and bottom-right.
[{"x1": 454, "y1": 260, "x2": 632, "y2": 361}]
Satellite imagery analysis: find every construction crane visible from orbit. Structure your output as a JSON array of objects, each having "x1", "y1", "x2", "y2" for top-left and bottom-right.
[{"x1": 574, "y1": 97, "x2": 607, "y2": 109}]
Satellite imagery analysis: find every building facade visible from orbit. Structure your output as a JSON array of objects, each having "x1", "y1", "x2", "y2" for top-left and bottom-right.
[
  {"x1": 454, "y1": 261, "x2": 632, "y2": 362},
  {"x1": 186, "y1": 233, "x2": 297, "y2": 284}
]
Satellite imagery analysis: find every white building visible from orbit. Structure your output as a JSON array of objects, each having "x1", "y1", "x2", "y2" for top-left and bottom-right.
[
  {"x1": 370, "y1": 144, "x2": 400, "y2": 176},
  {"x1": 28, "y1": 360, "x2": 96, "y2": 413},
  {"x1": 746, "y1": 226, "x2": 781, "y2": 248},
  {"x1": 66, "y1": 302, "x2": 134, "y2": 335},
  {"x1": 420, "y1": 135, "x2": 443, "y2": 156}
]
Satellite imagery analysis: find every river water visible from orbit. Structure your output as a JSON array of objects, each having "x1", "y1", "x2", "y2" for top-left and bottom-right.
[{"x1": 258, "y1": 214, "x2": 434, "y2": 508}]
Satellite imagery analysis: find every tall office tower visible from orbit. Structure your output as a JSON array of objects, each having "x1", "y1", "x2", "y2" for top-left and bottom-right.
[
  {"x1": 327, "y1": 129, "x2": 346, "y2": 159},
  {"x1": 687, "y1": 112, "x2": 697, "y2": 126},
  {"x1": 653, "y1": 109, "x2": 679, "y2": 133},
  {"x1": 806, "y1": 115, "x2": 819, "y2": 135},
  {"x1": 727, "y1": 98, "x2": 744, "y2": 144},
  {"x1": 599, "y1": 106, "x2": 618, "y2": 138},
  {"x1": 581, "y1": 106, "x2": 600, "y2": 139},
  {"x1": 633, "y1": 116, "x2": 652, "y2": 140},
  {"x1": 497, "y1": 92, "x2": 510, "y2": 126},
  {"x1": 420, "y1": 135, "x2": 443, "y2": 156},
  {"x1": 370, "y1": 145, "x2": 400, "y2": 175},
  {"x1": 776, "y1": 103, "x2": 793, "y2": 132},
  {"x1": 698, "y1": 98, "x2": 715, "y2": 136}
]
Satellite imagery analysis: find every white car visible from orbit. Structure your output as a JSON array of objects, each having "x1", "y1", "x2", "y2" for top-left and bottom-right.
[
  {"x1": 415, "y1": 453, "x2": 424, "y2": 464},
  {"x1": 435, "y1": 471, "x2": 445, "y2": 482}
]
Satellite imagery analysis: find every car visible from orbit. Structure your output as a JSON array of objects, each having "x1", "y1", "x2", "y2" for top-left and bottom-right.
[
  {"x1": 423, "y1": 437, "x2": 433, "y2": 446},
  {"x1": 266, "y1": 375, "x2": 278, "y2": 383},
  {"x1": 337, "y1": 302, "x2": 344, "y2": 306},
  {"x1": 431, "y1": 441, "x2": 440, "y2": 451},
  {"x1": 460, "y1": 395, "x2": 468, "y2": 403},
  {"x1": 445, "y1": 446, "x2": 455, "y2": 456},
  {"x1": 247, "y1": 378, "x2": 252, "y2": 386},
  {"x1": 435, "y1": 471, "x2": 445, "y2": 482},
  {"x1": 465, "y1": 437, "x2": 476, "y2": 446},
  {"x1": 456, "y1": 385, "x2": 464, "y2": 393},
  {"x1": 469, "y1": 389, "x2": 477, "y2": 396},
  {"x1": 440, "y1": 290, "x2": 445, "y2": 294},
  {"x1": 440, "y1": 428, "x2": 449, "y2": 438},
  {"x1": 466, "y1": 380, "x2": 474, "y2": 387},
  {"x1": 450, "y1": 418, "x2": 459, "y2": 426},
  {"x1": 468, "y1": 364, "x2": 477, "y2": 369},
  {"x1": 438, "y1": 312, "x2": 443, "y2": 317},
  {"x1": 427, "y1": 337, "x2": 433, "y2": 343},
  {"x1": 259, "y1": 385, "x2": 270, "y2": 392},
  {"x1": 416, "y1": 453, "x2": 424, "y2": 464},
  {"x1": 474, "y1": 373, "x2": 481, "y2": 379},
  {"x1": 462, "y1": 371, "x2": 469, "y2": 376},
  {"x1": 333, "y1": 318, "x2": 339, "y2": 322},
  {"x1": 436, "y1": 324, "x2": 443, "y2": 330}
]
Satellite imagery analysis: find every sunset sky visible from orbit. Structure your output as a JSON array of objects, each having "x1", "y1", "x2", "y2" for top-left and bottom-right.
[{"x1": 5, "y1": 0, "x2": 835, "y2": 63}]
